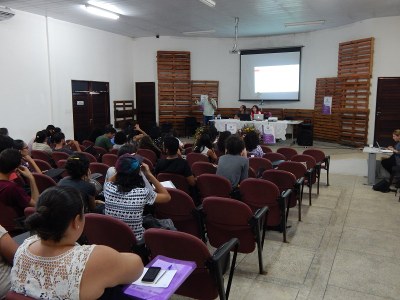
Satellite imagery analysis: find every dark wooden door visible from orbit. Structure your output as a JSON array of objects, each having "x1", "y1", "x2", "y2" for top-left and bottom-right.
[
  {"x1": 374, "y1": 77, "x2": 400, "y2": 146},
  {"x1": 72, "y1": 80, "x2": 110, "y2": 142},
  {"x1": 136, "y1": 82, "x2": 156, "y2": 134}
]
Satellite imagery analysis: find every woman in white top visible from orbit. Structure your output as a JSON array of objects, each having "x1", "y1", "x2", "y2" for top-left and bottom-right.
[
  {"x1": 0, "y1": 225, "x2": 18, "y2": 299},
  {"x1": 31, "y1": 130, "x2": 52, "y2": 155},
  {"x1": 11, "y1": 186, "x2": 143, "y2": 300}
]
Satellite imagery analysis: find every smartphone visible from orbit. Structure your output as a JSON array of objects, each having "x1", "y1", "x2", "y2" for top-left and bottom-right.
[{"x1": 141, "y1": 267, "x2": 161, "y2": 282}]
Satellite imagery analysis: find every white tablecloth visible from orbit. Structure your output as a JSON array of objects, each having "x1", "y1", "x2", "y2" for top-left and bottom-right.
[{"x1": 212, "y1": 119, "x2": 289, "y2": 140}]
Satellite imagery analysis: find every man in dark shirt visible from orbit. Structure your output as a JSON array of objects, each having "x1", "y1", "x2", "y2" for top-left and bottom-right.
[
  {"x1": 155, "y1": 137, "x2": 195, "y2": 187},
  {"x1": 53, "y1": 132, "x2": 82, "y2": 155}
]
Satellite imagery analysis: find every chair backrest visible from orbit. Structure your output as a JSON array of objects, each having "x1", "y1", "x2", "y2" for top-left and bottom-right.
[
  {"x1": 155, "y1": 188, "x2": 202, "y2": 238},
  {"x1": 102, "y1": 153, "x2": 118, "y2": 167},
  {"x1": 144, "y1": 228, "x2": 218, "y2": 300},
  {"x1": 262, "y1": 152, "x2": 286, "y2": 163},
  {"x1": 157, "y1": 173, "x2": 190, "y2": 194},
  {"x1": 196, "y1": 174, "x2": 232, "y2": 202},
  {"x1": 303, "y1": 149, "x2": 326, "y2": 163},
  {"x1": 248, "y1": 157, "x2": 273, "y2": 177},
  {"x1": 186, "y1": 152, "x2": 209, "y2": 168},
  {"x1": 191, "y1": 161, "x2": 217, "y2": 177},
  {"x1": 260, "y1": 145, "x2": 272, "y2": 153},
  {"x1": 240, "y1": 178, "x2": 281, "y2": 226},
  {"x1": 262, "y1": 169, "x2": 297, "y2": 208},
  {"x1": 203, "y1": 196, "x2": 255, "y2": 253},
  {"x1": 31, "y1": 150, "x2": 52, "y2": 163},
  {"x1": 82, "y1": 140, "x2": 94, "y2": 148},
  {"x1": 32, "y1": 173, "x2": 57, "y2": 194},
  {"x1": 276, "y1": 161, "x2": 307, "y2": 180},
  {"x1": 93, "y1": 145, "x2": 107, "y2": 157},
  {"x1": 80, "y1": 151, "x2": 97, "y2": 163},
  {"x1": 248, "y1": 167, "x2": 256, "y2": 178},
  {"x1": 291, "y1": 154, "x2": 317, "y2": 169},
  {"x1": 277, "y1": 147, "x2": 298, "y2": 160},
  {"x1": 82, "y1": 213, "x2": 137, "y2": 252},
  {"x1": 32, "y1": 159, "x2": 52, "y2": 172},
  {"x1": 5, "y1": 291, "x2": 35, "y2": 300},
  {"x1": 51, "y1": 151, "x2": 70, "y2": 163},
  {"x1": 89, "y1": 162, "x2": 109, "y2": 185},
  {"x1": 184, "y1": 146, "x2": 192, "y2": 155},
  {"x1": 137, "y1": 148, "x2": 158, "y2": 165},
  {"x1": 110, "y1": 148, "x2": 119, "y2": 155}
]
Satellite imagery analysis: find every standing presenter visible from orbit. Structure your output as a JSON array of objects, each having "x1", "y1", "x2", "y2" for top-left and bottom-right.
[{"x1": 197, "y1": 95, "x2": 217, "y2": 125}]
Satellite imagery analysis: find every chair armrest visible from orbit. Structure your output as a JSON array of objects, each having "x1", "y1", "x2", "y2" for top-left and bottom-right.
[
  {"x1": 192, "y1": 204, "x2": 207, "y2": 242},
  {"x1": 212, "y1": 238, "x2": 239, "y2": 263},
  {"x1": 281, "y1": 189, "x2": 291, "y2": 199},
  {"x1": 295, "y1": 177, "x2": 304, "y2": 186},
  {"x1": 249, "y1": 206, "x2": 269, "y2": 236},
  {"x1": 253, "y1": 206, "x2": 269, "y2": 221}
]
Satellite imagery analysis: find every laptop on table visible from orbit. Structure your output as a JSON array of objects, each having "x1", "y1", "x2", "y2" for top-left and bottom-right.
[{"x1": 253, "y1": 114, "x2": 264, "y2": 121}]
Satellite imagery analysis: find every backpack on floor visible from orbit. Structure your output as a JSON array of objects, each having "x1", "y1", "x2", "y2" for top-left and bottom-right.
[{"x1": 372, "y1": 179, "x2": 390, "y2": 193}]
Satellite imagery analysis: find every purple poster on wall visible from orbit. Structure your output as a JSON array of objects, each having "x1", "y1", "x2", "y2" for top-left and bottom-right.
[{"x1": 322, "y1": 96, "x2": 332, "y2": 115}]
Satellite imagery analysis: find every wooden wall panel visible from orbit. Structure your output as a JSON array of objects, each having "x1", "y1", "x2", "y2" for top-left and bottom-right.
[
  {"x1": 338, "y1": 38, "x2": 374, "y2": 77},
  {"x1": 114, "y1": 100, "x2": 136, "y2": 129}
]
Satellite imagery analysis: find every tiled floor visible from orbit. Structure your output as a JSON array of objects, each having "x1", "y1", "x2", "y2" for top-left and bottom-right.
[{"x1": 173, "y1": 141, "x2": 399, "y2": 299}]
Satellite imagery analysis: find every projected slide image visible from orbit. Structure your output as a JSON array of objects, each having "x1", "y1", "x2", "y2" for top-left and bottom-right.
[{"x1": 254, "y1": 65, "x2": 299, "y2": 93}]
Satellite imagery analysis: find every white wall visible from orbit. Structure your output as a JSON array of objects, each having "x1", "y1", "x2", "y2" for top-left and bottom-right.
[
  {"x1": 132, "y1": 16, "x2": 400, "y2": 143},
  {"x1": 1, "y1": 10, "x2": 400, "y2": 143},
  {"x1": 0, "y1": 10, "x2": 134, "y2": 142}
]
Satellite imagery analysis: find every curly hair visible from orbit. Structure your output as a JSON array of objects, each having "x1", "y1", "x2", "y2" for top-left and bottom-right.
[{"x1": 244, "y1": 131, "x2": 260, "y2": 152}]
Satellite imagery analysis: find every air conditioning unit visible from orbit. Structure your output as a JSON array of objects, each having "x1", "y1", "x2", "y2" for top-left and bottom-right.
[{"x1": 0, "y1": 6, "x2": 15, "y2": 21}]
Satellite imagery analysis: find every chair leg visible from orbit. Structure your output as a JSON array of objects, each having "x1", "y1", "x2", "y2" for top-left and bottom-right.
[{"x1": 317, "y1": 167, "x2": 321, "y2": 194}]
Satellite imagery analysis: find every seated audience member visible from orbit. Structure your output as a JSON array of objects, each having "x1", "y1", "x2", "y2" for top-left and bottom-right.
[
  {"x1": 138, "y1": 135, "x2": 162, "y2": 159},
  {"x1": 128, "y1": 123, "x2": 147, "y2": 143},
  {"x1": 11, "y1": 186, "x2": 143, "y2": 299},
  {"x1": 53, "y1": 132, "x2": 82, "y2": 154},
  {"x1": 0, "y1": 149, "x2": 39, "y2": 234},
  {"x1": 0, "y1": 128, "x2": 9, "y2": 136},
  {"x1": 104, "y1": 154, "x2": 170, "y2": 241},
  {"x1": 250, "y1": 105, "x2": 261, "y2": 120},
  {"x1": 58, "y1": 153, "x2": 102, "y2": 213},
  {"x1": 13, "y1": 139, "x2": 42, "y2": 174},
  {"x1": 45, "y1": 125, "x2": 56, "y2": 146},
  {"x1": 155, "y1": 137, "x2": 196, "y2": 187},
  {"x1": 95, "y1": 127, "x2": 116, "y2": 152},
  {"x1": 0, "y1": 224, "x2": 18, "y2": 298},
  {"x1": 381, "y1": 129, "x2": 400, "y2": 178},
  {"x1": 216, "y1": 135, "x2": 249, "y2": 188},
  {"x1": 113, "y1": 131, "x2": 128, "y2": 150},
  {"x1": 244, "y1": 131, "x2": 264, "y2": 157},
  {"x1": 104, "y1": 144, "x2": 137, "y2": 185},
  {"x1": 215, "y1": 131, "x2": 231, "y2": 154},
  {"x1": 32, "y1": 130, "x2": 52, "y2": 155},
  {"x1": 194, "y1": 133, "x2": 218, "y2": 163},
  {"x1": 0, "y1": 135, "x2": 14, "y2": 153}
]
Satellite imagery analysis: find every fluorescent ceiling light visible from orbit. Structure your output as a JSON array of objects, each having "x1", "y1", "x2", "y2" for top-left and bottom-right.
[
  {"x1": 285, "y1": 20, "x2": 325, "y2": 27},
  {"x1": 183, "y1": 29, "x2": 216, "y2": 35},
  {"x1": 87, "y1": 1, "x2": 123, "y2": 14},
  {"x1": 84, "y1": 4, "x2": 120, "y2": 20},
  {"x1": 199, "y1": 0, "x2": 216, "y2": 8}
]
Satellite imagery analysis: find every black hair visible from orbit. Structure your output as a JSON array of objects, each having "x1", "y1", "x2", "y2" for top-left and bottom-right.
[
  {"x1": 54, "y1": 127, "x2": 62, "y2": 133},
  {"x1": 0, "y1": 149, "x2": 22, "y2": 173},
  {"x1": 0, "y1": 135, "x2": 15, "y2": 153},
  {"x1": 104, "y1": 127, "x2": 116, "y2": 134},
  {"x1": 25, "y1": 186, "x2": 84, "y2": 242},
  {"x1": 163, "y1": 136, "x2": 179, "y2": 155},
  {"x1": 46, "y1": 125, "x2": 55, "y2": 131},
  {"x1": 194, "y1": 133, "x2": 213, "y2": 153},
  {"x1": 34, "y1": 130, "x2": 47, "y2": 143},
  {"x1": 117, "y1": 144, "x2": 137, "y2": 157},
  {"x1": 0, "y1": 128, "x2": 8, "y2": 136},
  {"x1": 240, "y1": 105, "x2": 247, "y2": 111},
  {"x1": 216, "y1": 131, "x2": 231, "y2": 153},
  {"x1": 52, "y1": 132, "x2": 65, "y2": 144},
  {"x1": 115, "y1": 172, "x2": 145, "y2": 192},
  {"x1": 13, "y1": 139, "x2": 26, "y2": 151},
  {"x1": 225, "y1": 135, "x2": 245, "y2": 155},
  {"x1": 114, "y1": 131, "x2": 127, "y2": 145},
  {"x1": 244, "y1": 131, "x2": 260, "y2": 152},
  {"x1": 252, "y1": 105, "x2": 260, "y2": 112},
  {"x1": 65, "y1": 152, "x2": 89, "y2": 180}
]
